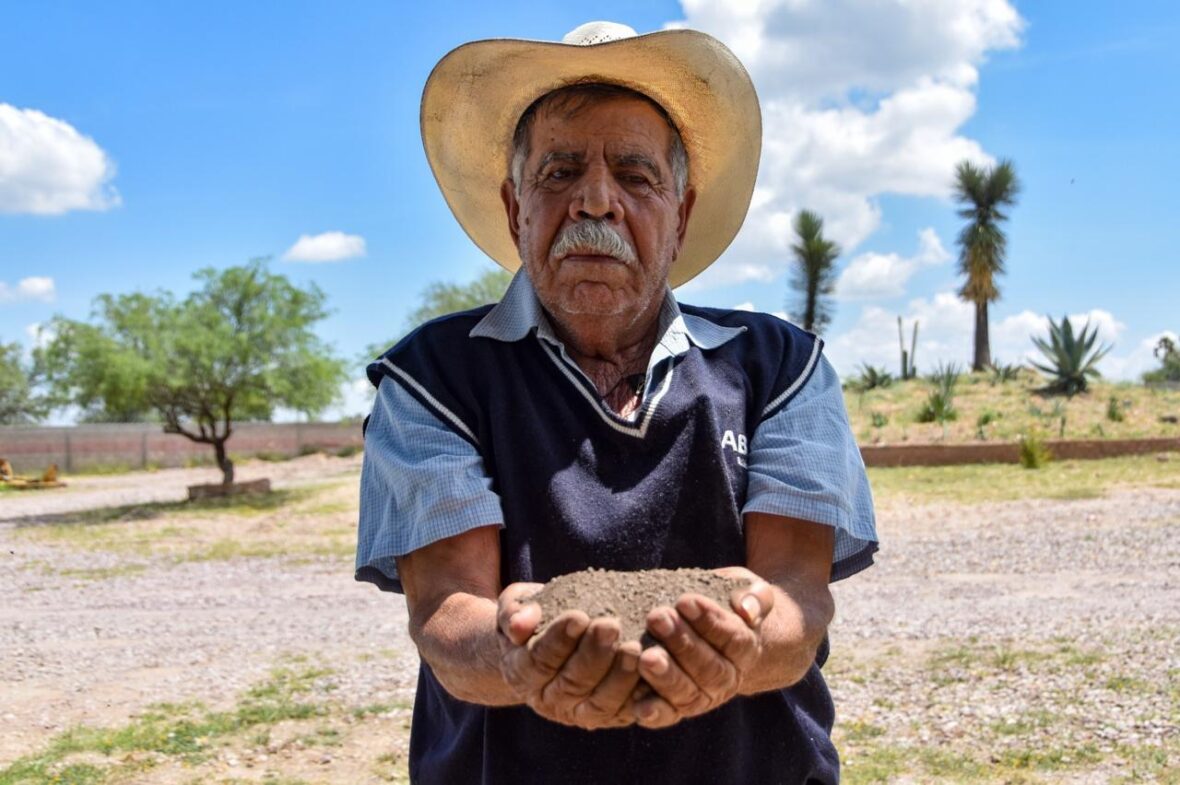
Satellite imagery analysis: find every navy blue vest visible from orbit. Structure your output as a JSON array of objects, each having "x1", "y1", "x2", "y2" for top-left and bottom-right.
[{"x1": 367, "y1": 305, "x2": 839, "y2": 785}]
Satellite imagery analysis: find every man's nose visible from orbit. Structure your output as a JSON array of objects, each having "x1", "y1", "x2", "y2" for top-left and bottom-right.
[{"x1": 570, "y1": 166, "x2": 621, "y2": 222}]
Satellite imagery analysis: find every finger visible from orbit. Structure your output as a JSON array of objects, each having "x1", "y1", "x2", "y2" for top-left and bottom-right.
[
  {"x1": 502, "y1": 611, "x2": 588, "y2": 691},
  {"x1": 677, "y1": 595, "x2": 761, "y2": 673},
  {"x1": 657, "y1": 601, "x2": 740, "y2": 698},
  {"x1": 633, "y1": 692, "x2": 683, "y2": 730},
  {"x1": 541, "y1": 618, "x2": 621, "y2": 705},
  {"x1": 571, "y1": 640, "x2": 643, "y2": 727},
  {"x1": 497, "y1": 583, "x2": 545, "y2": 645},
  {"x1": 637, "y1": 644, "x2": 712, "y2": 717},
  {"x1": 502, "y1": 603, "x2": 542, "y2": 646},
  {"x1": 729, "y1": 581, "x2": 775, "y2": 628}
]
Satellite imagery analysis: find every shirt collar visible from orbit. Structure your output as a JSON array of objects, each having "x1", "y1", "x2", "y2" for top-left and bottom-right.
[{"x1": 469, "y1": 269, "x2": 745, "y2": 359}]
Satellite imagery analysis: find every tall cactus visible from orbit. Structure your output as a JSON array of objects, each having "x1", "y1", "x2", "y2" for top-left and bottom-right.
[{"x1": 898, "y1": 317, "x2": 920, "y2": 380}]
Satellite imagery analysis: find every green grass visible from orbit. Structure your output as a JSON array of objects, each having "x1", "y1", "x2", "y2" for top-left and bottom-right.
[
  {"x1": 867, "y1": 453, "x2": 1180, "y2": 504},
  {"x1": 0, "y1": 665, "x2": 337, "y2": 785}
]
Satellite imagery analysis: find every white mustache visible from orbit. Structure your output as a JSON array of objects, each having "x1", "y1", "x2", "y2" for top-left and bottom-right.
[{"x1": 550, "y1": 221, "x2": 638, "y2": 264}]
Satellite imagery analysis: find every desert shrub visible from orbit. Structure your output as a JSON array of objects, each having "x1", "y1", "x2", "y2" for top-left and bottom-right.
[
  {"x1": 1019, "y1": 432, "x2": 1053, "y2": 469},
  {"x1": 1106, "y1": 396, "x2": 1125, "y2": 422},
  {"x1": 870, "y1": 411, "x2": 889, "y2": 429},
  {"x1": 335, "y1": 444, "x2": 362, "y2": 458}
]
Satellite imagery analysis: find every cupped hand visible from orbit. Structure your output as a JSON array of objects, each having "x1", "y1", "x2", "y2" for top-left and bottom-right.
[
  {"x1": 496, "y1": 582, "x2": 642, "y2": 729},
  {"x1": 632, "y1": 567, "x2": 775, "y2": 729}
]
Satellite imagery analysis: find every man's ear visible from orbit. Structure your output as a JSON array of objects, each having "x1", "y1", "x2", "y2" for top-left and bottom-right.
[
  {"x1": 501, "y1": 180, "x2": 521, "y2": 246},
  {"x1": 675, "y1": 185, "x2": 697, "y2": 251}
]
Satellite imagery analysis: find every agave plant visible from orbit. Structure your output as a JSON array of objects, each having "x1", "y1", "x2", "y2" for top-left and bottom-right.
[
  {"x1": 916, "y1": 361, "x2": 961, "y2": 438},
  {"x1": 988, "y1": 359, "x2": 1022, "y2": 385},
  {"x1": 850, "y1": 363, "x2": 893, "y2": 393},
  {"x1": 1030, "y1": 315, "x2": 1112, "y2": 397}
]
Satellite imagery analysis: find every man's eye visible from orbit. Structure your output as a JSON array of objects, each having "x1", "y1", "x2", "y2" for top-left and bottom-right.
[{"x1": 547, "y1": 169, "x2": 573, "y2": 181}]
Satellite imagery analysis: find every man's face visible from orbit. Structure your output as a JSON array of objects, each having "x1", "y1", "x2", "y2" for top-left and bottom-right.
[{"x1": 502, "y1": 97, "x2": 694, "y2": 326}]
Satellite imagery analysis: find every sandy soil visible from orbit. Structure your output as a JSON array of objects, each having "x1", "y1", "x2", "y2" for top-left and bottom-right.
[{"x1": 529, "y1": 567, "x2": 747, "y2": 644}]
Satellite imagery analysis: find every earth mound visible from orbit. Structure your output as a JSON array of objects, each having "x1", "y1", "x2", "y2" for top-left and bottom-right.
[{"x1": 526, "y1": 567, "x2": 749, "y2": 645}]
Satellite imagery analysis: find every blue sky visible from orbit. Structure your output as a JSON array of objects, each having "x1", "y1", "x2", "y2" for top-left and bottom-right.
[{"x1": 2, "y1": 1, "x2": 1177, "y2": 420}]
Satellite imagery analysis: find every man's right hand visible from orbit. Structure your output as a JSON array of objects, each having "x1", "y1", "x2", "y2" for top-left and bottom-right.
[{"x1": 497, "y1": 582, "x2": 642, "y2": 729}]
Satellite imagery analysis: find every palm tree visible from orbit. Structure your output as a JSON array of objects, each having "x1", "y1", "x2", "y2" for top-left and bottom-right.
[
  {"x1": 788, "y1": 209, "x2": 840, "y2": 333},
  {"x1": 953, "y1": 159, "x2": 1020, "y2": 371}
]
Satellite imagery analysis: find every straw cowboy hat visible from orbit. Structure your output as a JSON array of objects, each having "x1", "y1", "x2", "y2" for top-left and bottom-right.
[{"x1": 420, "y1": 21, "x2": 762, "y2": 288}]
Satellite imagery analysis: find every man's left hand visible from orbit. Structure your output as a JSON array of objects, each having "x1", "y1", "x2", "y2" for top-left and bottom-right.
[{"x1": 632, "y1": 567, "x2": 775, "y2": 729}]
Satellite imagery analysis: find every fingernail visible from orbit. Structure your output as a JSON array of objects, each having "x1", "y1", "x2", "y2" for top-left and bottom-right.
[
  {"x1": 651, "y1": 654, "x2": 669, "y2": 675},
  {"x1": 653, "y1": 611, "x2": 675, "y2": 636},
  {"x1": 596, "y1": 625, "x2": 618, "y2": 646},
  {"x1": 679, "y1": 600, "x2": 701, "y2": 621},
  {"x1": 565, "y1": 617, "x2": 585, "y2": 637},
  {"x1": 741, "y1": 595, "x2": 760, "y2": 621},
  {"x1": 638, "y1": 703, "x2": 655, "y2": 719}
]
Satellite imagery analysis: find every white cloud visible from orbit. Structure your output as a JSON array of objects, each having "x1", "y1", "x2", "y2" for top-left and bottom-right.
[
  {"x1": 732, "y1": 301, "x2": 756, "y2": 311},
  {"x1": 0, "y1": 104, "x2": 120, "y2": 215},
  {"x1": 668, "y1": 0, "x2": 1023, "y2": 287},
  {"x1": 836, "y1": 228, "x2": 950, "y2": 300},
  {"x1": 0, "y1": 276, "x2": 56, "y2": 303},
  {"x1": 282, "y1": 231, "x2": 367, "y2": 263}
]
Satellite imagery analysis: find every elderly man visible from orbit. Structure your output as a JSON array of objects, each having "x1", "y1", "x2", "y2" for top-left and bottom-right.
[{"x1": 357, "y1": 21, "x2": 877, "y2": 785}]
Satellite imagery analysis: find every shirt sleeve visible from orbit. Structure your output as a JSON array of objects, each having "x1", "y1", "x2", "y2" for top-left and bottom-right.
[
  {"x1": 355, "y1": 376, "x2": 504, "y2": 593},
  {"x1": 742, "y1": 354, "x2": 878, "y2": 581}
]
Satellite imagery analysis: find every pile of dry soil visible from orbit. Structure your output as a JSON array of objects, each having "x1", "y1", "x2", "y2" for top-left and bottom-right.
[{"x1": 527, "y1": 567, "x2": 749, "y2": 644}]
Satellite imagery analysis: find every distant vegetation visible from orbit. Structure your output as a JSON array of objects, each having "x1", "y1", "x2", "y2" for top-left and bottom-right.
[
  {"x1": 31, "y1": 259, "x2": 345, "y2": 485},
  {"x1": 845, "y1": 367, "x2": 1180, "y2": 445}
]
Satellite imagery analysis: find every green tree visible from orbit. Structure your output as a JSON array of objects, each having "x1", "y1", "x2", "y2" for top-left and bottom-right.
[
  {"x1": 953, "y1": 159, "x2": 1021, "y2": 371},
  {"x1": 0, "y1": 341, "x2": 48, "y2": 424},
  {"x1": 366, "y1": 267, "x2": 513, "y2": 359},
  {"x1": 36, "y1": 259, "x2": 345, "y2": 484},
  {"x1": 787, "y1": 210, "x2": 840, "y2": 334}
]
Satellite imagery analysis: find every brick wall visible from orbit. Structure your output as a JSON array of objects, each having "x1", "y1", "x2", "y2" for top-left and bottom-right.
[{"x1": 0, "y1": 422, "x2": 363, "y2": 474}]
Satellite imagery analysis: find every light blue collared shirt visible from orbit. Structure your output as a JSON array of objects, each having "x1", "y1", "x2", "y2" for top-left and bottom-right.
[{"x1": 357, "y1": 271, "x2": 877, "y2": 589}]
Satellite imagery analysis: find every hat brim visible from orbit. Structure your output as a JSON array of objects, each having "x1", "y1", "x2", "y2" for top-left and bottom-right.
[{"x1": 420, "y1": 29, "x2": 761, "y2": 288}]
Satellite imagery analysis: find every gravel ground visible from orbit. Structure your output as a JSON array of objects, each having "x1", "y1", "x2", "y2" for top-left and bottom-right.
[{"x1": 1, "y1": 461, "x2": 1177, "y2": 782}]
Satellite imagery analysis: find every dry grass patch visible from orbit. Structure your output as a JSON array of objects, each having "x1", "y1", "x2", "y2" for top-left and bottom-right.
[
  {"x1": 13, "y1": 479, "x2": 359, "y2": 565},
  {"x1": 867, "y1": 453, "x2": 1180, "y2": 505}
]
